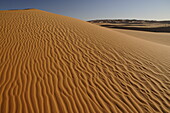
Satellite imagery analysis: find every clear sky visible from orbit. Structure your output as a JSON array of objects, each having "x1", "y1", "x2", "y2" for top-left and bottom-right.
[{"x1": 0, "y1": 0, "x2": 170, "y2": 21}]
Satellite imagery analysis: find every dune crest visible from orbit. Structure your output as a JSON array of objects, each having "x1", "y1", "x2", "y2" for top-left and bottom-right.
[{"x1": 0, "y1": 9, "x2": 170, "y2": 113}]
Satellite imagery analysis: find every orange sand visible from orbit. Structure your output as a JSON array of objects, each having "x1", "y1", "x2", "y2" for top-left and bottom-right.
[{"x1": 0, "y1": 9, "x2": 170, "y2": 113}]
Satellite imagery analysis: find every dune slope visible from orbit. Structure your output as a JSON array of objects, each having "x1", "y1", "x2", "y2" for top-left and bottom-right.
[
  {"x1": 113, "y1": 28, "x2": 170, "y2": 46},
  {"x1": 0, "y1": 9, "x2": 170, "y2": 113}
]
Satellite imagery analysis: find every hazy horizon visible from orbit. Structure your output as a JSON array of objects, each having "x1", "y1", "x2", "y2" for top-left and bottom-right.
[{"x1": 0, "y1": 0, "x2": 170, "y2": 21}]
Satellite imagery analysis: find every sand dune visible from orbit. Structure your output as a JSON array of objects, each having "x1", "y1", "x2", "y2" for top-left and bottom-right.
[
  {"x1": 112, "y1": 28, "x2": 170, "y2": 46},
  {"x1": 0, "y1": 9, "x2": 170, "y2": 113}
]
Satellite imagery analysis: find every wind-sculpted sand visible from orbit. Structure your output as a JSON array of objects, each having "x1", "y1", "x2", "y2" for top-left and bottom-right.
[{"x1": 0, "y1": 9, "x2": 170, "y2": 113}]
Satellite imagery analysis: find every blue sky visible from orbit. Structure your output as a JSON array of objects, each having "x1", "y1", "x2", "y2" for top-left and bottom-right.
[{"x1": 0, "y1": 0, "x2": 170, "y2": 20}]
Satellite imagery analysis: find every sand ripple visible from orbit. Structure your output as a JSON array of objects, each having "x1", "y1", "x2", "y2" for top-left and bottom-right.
[{"x1": 0, "y1": 9, "x2": 170, "y2": 113}]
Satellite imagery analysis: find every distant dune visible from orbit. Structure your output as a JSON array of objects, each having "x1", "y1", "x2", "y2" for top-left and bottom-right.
[
  {"x1": 88, "y1": 19, "x2": 170, "y2": 24},
  {"x1": 0, "y1": 9, "x2": 170, "y2": 113},
  {"x1": 89, "y1": 19, "x2": 170, "y2": 33}
]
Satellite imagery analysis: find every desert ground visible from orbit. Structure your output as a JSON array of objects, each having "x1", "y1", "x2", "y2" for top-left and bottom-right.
[
  {"x1": 89, "y1": 20, "x2": 170, "y2": 33},
  {"x1": 0, "y1": 9, "x2": 170, "y2": 113}
]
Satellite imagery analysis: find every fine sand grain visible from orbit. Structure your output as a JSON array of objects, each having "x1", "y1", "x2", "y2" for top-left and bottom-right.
[{"x1": 0, "y1": 9, "x2": 170, "y2": 113}]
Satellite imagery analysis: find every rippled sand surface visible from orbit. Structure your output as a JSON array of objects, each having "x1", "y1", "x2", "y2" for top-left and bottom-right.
[{"x1": 0, "y1": 9, "x2": 170, "y2": 113}]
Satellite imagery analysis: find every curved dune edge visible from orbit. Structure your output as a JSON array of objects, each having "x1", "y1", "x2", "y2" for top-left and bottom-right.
[{"x1": 0, "y1": 9, "x2": 170, "y2": 113}]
